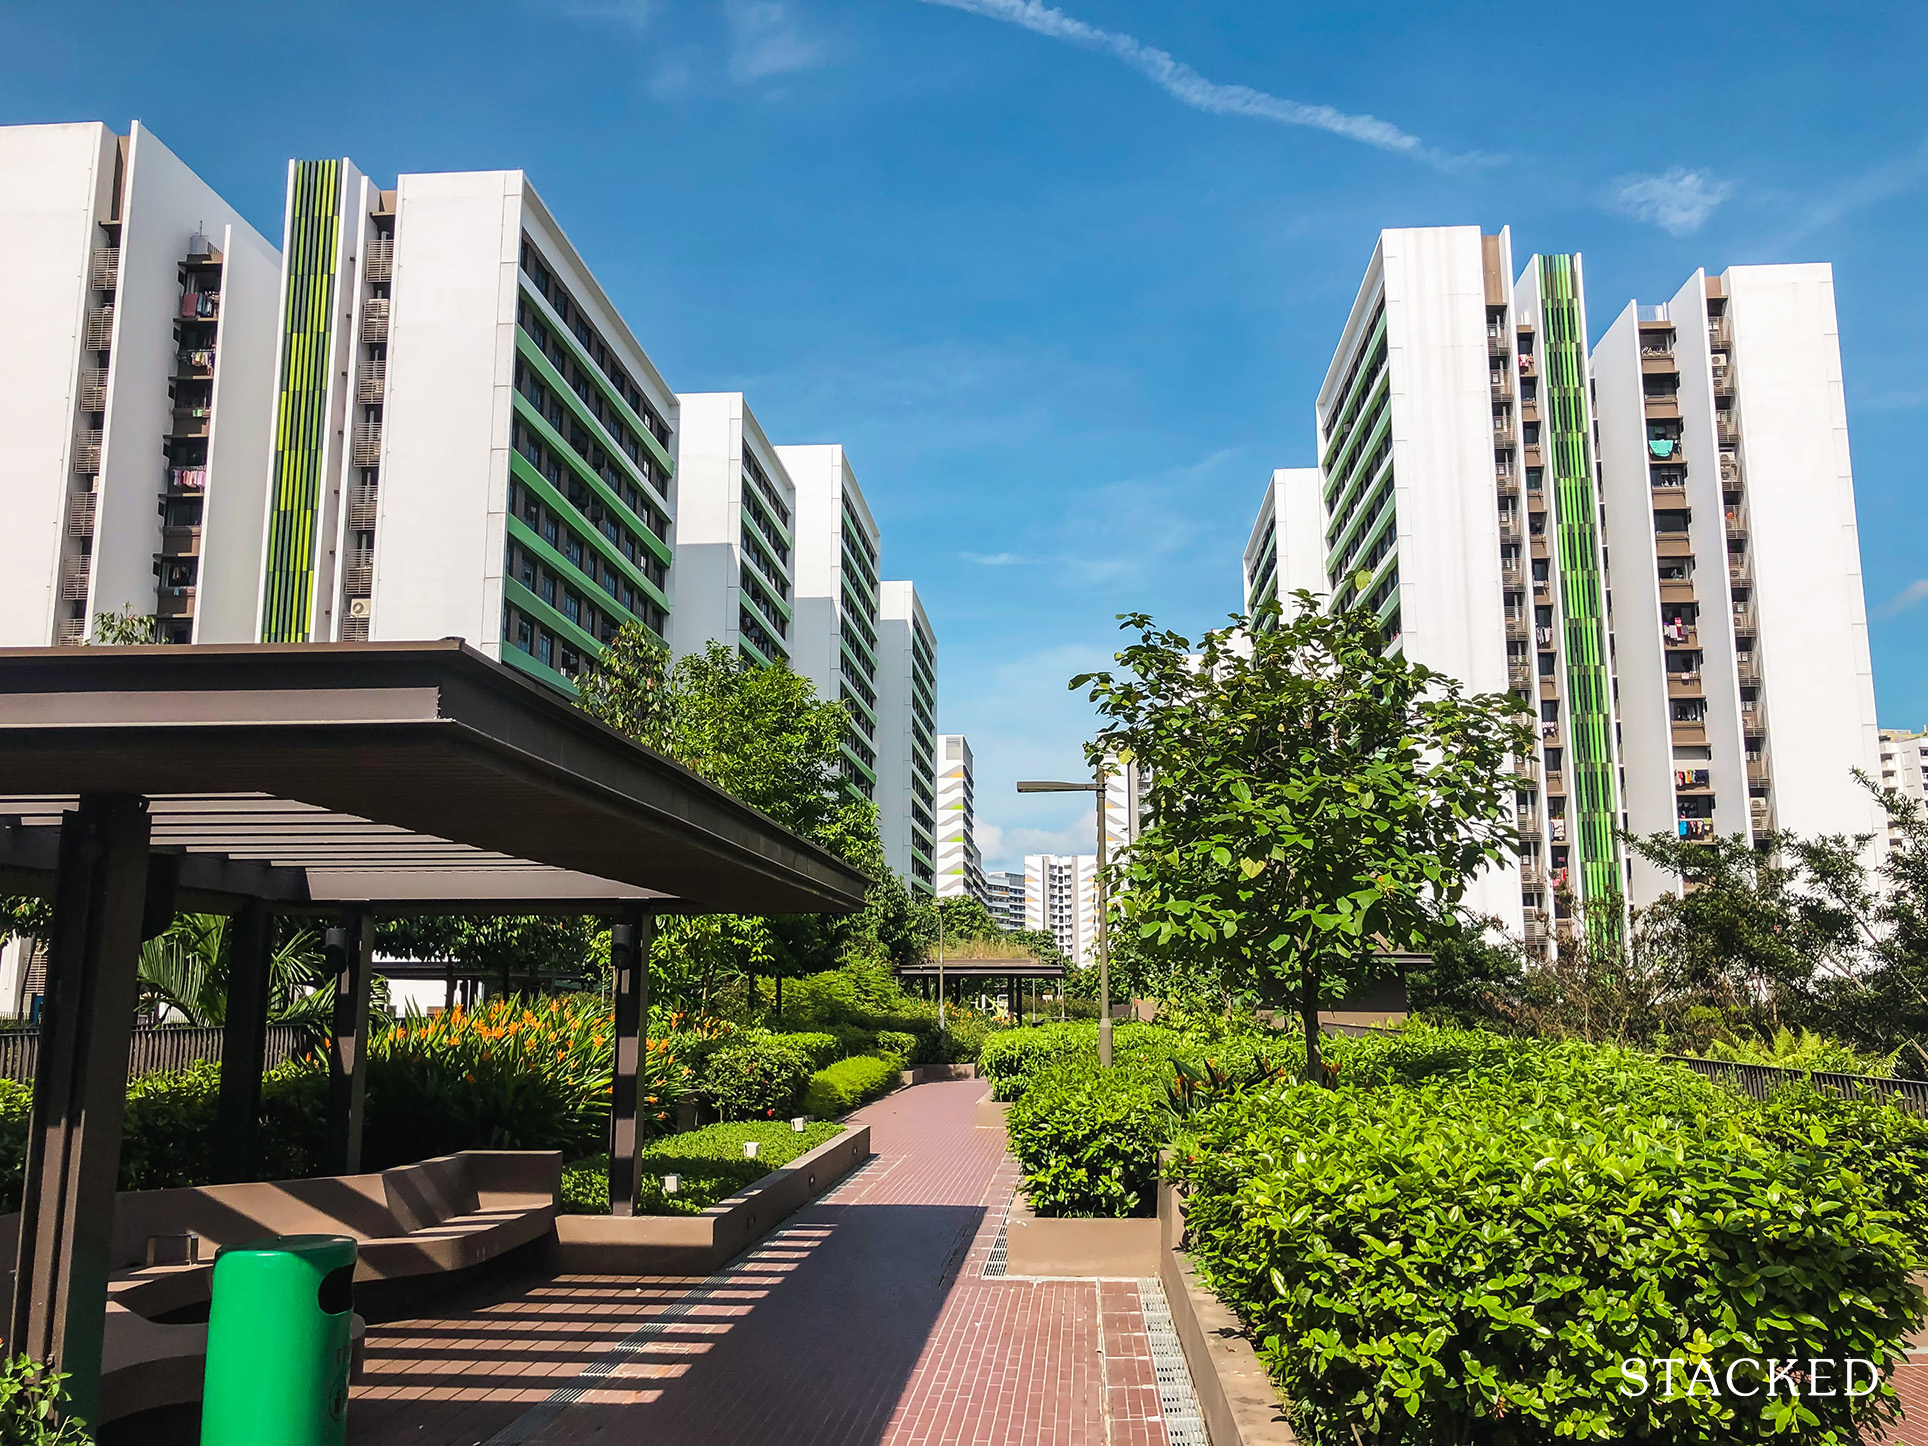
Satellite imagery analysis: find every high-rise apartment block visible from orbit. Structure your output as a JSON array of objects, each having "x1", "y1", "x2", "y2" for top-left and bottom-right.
[
  {"x1": 1879, "y1": 729, "x2": 1928, "y2": 844},
  {"x1": 670, "y1": 392, "x2": 795, "y2": 667},
  {"x1": 1257, "y1": 224, "x2": 1888, "y2": 943},
  {"x1": 985, "y1": 869, "x2": 1026, "y2": 931},
  {"x1": 1025, "y1": 853, "x2": 1098, "y2": 964},
  {"x1": 935, "y1": 735, "x2": 986, "y2": 903},
  {"x1": 0, "y1": 122, "x2": 280, "y2": 649},
  {"x1": 779, "y1": 445, "x2": 885, "y2": 801},
  {"x1": 878, "y1": 581, "x2": 938, "y2": 894}
]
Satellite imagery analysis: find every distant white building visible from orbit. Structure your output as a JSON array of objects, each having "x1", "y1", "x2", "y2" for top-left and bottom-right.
[
  {"x1": 0, "y1": 121, "x2": 280, "y2": 648},
  {"x1": 1879, "y1": 728, "x2": 1928, "y2": 845},
  {"x1": 1242, "y1": 467, "x2": 1325, "y2": 617},
  {"x1": 935, "y1": 734, "x2": 986, "y2": 903},
  {"x1": 984, "y1": 869, "x2": 1026, "y2": 931},
  {"x1": 877, "y1": 580, "x2": 938, "y2": 894},
  {"x1": 1025, "y1": 854, "x2": 1097, "y2": 964}
]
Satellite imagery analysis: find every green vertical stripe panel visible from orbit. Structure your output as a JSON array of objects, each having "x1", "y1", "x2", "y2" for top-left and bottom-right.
[
  {"x1": 260, "y1": 160, "x2": 342, "y2": 642},
  {"x1": 1539, "y1": 254, "x2": 1623, "y2": 916}
]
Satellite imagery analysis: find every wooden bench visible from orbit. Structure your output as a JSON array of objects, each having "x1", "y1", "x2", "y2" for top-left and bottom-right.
[{"x1": 3, "y1": 1149, "x2": 560, "y2": 1423}]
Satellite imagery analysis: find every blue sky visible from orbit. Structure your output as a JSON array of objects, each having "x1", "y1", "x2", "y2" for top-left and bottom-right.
[{"x1": 7, "y1": 1, "x2": 1926, "y2": 870}]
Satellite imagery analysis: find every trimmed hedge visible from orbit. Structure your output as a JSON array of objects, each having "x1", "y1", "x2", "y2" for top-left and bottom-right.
[
  {"x1": 1006, "y1": 1066, "x2": 1168, "y2": 1217},
  {"x1": 700, "y1": 1036, "x2": 812, "y2": 1121},
  {"x1": 563, "y1": 1120, "x2": 844, "y2": 1216},
  {"x1": 767, "y1": 1031, "x2": 844, "y2": 1072},
  {"x1": 1172, "y1": 1027, "x2": 1928, "y2": 1444},
  {"x1": 802, "y1": 1055, "x2": 901, "y2": 1118}
]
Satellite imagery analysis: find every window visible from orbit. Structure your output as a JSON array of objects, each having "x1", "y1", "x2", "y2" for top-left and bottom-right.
[{"x1": 537, "y1": 630, "x2": 554, "y2": 667}]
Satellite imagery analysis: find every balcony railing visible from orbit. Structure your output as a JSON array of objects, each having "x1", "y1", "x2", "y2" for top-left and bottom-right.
[
  {"x1": 1508, "y1": 662, "x2": 1533, "y2": 690},
  {"x1": 1747, "y1": 758, "x2": 1771, "y2": 788},
  {"x1": 1487, "y1": 328, "x2": 1510, "y2": 356},
  {"x1": 1491, "y1": 375, "x2": 1514, "y2": 402},
  {"x1": 1709, "y1": 319, "x2": 1733, "y2": 350},
  {"x1": 78, "y1": 367, "x2": 107, "y2": 412},
  {"x1": 67, "y1": 491, "x2": 96, "y2": 538},
  {"x1": 1716, "y1": 413, "x2": 1741, "y2": 444},
  {"x1": 1725, "y1": 510, "x2": 1748, "y2": 539},
  {"x1": 363, "y1": 237, "x2": 394, "y2": 283},
  {"x1": 351, "y1": 426, "x2": 383, "y2": 467},
  {"x1": 90, "y1": 247, "x2": 120, "y2": 289},
  {"x1": 59, "y1": 558, "x2": 91, "y2": 601},
  {"x1": 72, "y1": 431, "x2": 102, "y2": 475},
  {"x1": 1498, "y1": 516, "x2": 1523, "y2": 544},
  {"x1": 1732, "y1": 604, "x2": 1757, "y2": 636},
  {"x1": 361, "y1": 298, "x2": 390, "y2": 343},
  {"x1": 1737, "y1": 654, "x2": 1762, "y2": 687},
  {"x1": 54, "y1": 616, "x2": 86, "y2": 646},
  {"x1": 1493, "y1": 422, "x2": 1516, "y2": 448},
  {"x1": 1505, "y1": 615, "x2": 1528, "y2": 641},
  {"x1": 343, "y1": 555, "x2": 373, "y2": 596},
  {"x1": 1729, "y1": 557, "x2": 1753, "y2": 585},
  {"x1": 356, "y1": 361, "x2": 385, "y2": 404},
  {"x1": 84, "y1": 307, "x2": 114, "y2": 351},
  {"x1": 1720, "y1": 454, "x2": 1743, "y2": 486},
  {"x1": 1712, "y1": 370, "x2": 1735, "y2": 398},
  {"x1": 347, "y1": 486, "x2": 379, "y2": 530}
]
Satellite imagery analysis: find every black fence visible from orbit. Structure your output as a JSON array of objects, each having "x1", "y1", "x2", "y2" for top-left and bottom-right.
[
  {"x1": 1665, "y1": 1055, "x2": 1928, "y2": 1115},
  {"x1": 0, "y1": 1025, "x2": 313, "y2": 1084}
]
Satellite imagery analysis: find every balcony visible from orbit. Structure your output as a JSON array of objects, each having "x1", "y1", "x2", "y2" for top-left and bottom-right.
[
  {"x1": 171, "y1": 406, "x2": 212, "y2": 439},
  {"x1": 59, "y1": 558, "x2": 91, "y2": 602},
  {"x1": 176, "y1": 346, "x2": 216, "y2": 377},
  {"x1": 1487, "y1": 328, "x2": 1510, "y2": 357},
  {"x1": 361, "y1": 298, "x2": 391, "y2": 343},
  {"x1": 54, "y1": 616, "x2": 86, "y2": 646},
  {"x1": 1517, "y1": 816, "x2": 1543, "y2": 842},
  {"x1": 1725, "y1": 510, "x2": 1748, "y2": 540},
  {"x1": 1511, "y1": 755, "x2": 1539, "y2": 784},
  {"x1": 1716, "y1": 413, "x2": 1742, "y2": 445},
  {"x1": 1709, "y1": 318, "x2": 1733, "y2": 351},
  {"x1": 72, "y1": 431, "x2": 102, "y2": 475},
  {"x1": 66, "y1": 491, "x2": 96, "y2": 538},
  {"x1": 343, "y1": 554, "x2": 374, "y2": 596},
  {"x1": 364, "y1": 237, "x2": 394, "y2": 283},
  {"x1": 1671, "y1": 720, "x2": 1709, "y2": 746},
  {"x1": 1533, "y1": 576, "x2": 1551, "y2": 597},
  {"x1": 1712, "y1": 369, "x2": 1736, "y2": 398},
  {"x1": 1505, "y1": 615, "x2": 1528, "y2": 642},
  {"x1": 1492, "y1": 421, "x2": 1516, "y2": 449},
  {"x1": 1508, "y1": 661, "x2": 1532, "y2": 690},
  {"x1": 1746, "y1": 757, "x2": 1771, "y2": 789},
  {"x1": 79, "y1": 367, "x2": 107, "y2": 412},
  {"x1": 159, "y1": 525, "x2": 202, "y2": 558},
  {"x1": 155, "y1": 586, "x2": 196, "y2": 620},
  {"x1": 351, "y1": 425, "x2": 384, "y2": 466},
  {"x1": 348, "y1": 486, "x2": 379, "y2": 530},
  {"x1": 1550, "y1": 818, "x2": 1569, "y2": 843},
  {"x1": 1491, "y1": 374, "x2": 1514, "y2": 402},
  {"x1": 356, "y1": 361, "x2": 385, "y2": 404},
  {"x1": 1720, "y1": 453, "x2": 1743, "y2": 486},
  {"x1": 1736, "y1": 653, "x2": 1762, "y2": 687},
  {"x1": 1498, "y1": 515, "x2": 1523, "y2": 544},
  {"x1": 1524, "y1": 913, "x2": 1551, "y2": 945},
  {"x1": 90, "y1": 247, "x2": 119, "y2": 289},
  {"x1": 1732, "y1": 603, "x2": 1757, "y2": 637},
  {"x1": 1520, "y1": 860, "x2": 1548, "y2": 887},
  {"x1": 1729, "y1": 557, "x2": 1753, "y2": 585},
  {"x1": 84, "y1": 307, "x2": 115, "y2": 351},
  {"x1": 1545, "y1": 770, "x2": 1566, "y2": 795}
]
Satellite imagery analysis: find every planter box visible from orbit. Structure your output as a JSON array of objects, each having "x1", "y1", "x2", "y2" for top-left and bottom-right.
[
  {"x1": 553, "y1": 1126, "x2": 870, "y2": 1275},
  {"x1": 900, "y1": 1063, "x2": 978, "y2": 1085},
  {"x1": 1003, "y1": 1195, "x2": 1160, "y2": 1278},
  {"x1": 975, "y1": 1097, "x2": 1011, "y2": 1130},
  {"x1": 1158, "y1": 1178, "x2": 1297, "y2": 1444}
]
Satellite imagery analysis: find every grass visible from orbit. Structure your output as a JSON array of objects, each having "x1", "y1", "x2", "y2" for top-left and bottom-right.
[{"x1": 562, "y1": 1120, "x2": 844, "y2": 1215}]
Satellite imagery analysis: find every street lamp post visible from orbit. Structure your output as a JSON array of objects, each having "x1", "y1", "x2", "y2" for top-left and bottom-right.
[{"x1": 1018, "y1": 758, "x2": 1113, "y2": 1067}]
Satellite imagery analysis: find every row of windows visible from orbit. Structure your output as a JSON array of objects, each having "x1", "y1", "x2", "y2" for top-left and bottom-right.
[
  {"x1": 1322, "y1": 329, "x2": 1389, "y2": 479},
  {"x1": 738, "y1": 524, "x2": 789, "y2": 600},
  {"x1": 842, "y1": 652, "x2": 877, "y2": 711},
  {"x1": 510, "y1": 422, "x2": 667, "y2": 583},
  {"x1": 516, "y1": 303, "x2": 670, "y2": 491},
  {"x1": 508, "y1": 539, "x2": 661, "y2": 648},
  {"x1": 513, "y1": 364, "x2": 669, "y2": 539},
  {"x1": 840, "y1": 591, "x2": 879, "y2": 659},
  {"x1": 510, "y1": 476, "x2": 664, "y2": 610},
  {"x1": 738, "y1": 604, "x2": 786, "y2": 663},
  {"x1": 506, "y1": 605, "x2": 587, "y2": 680},
  {"x1": 842, "y1": 503, "x2": 879, "y2": 573},
  {"x1": 519, "y1": 238, "x2": 671, "y2": 447},
  {"x1": 840, "y1": 713, "x2": 878, "y2": 768},
  {"x1": 738, "y1": 562, "x2": 789, "y2": 640},
  {"x1": 743, "y1": 452, "x2": 791, "y2": 529}
]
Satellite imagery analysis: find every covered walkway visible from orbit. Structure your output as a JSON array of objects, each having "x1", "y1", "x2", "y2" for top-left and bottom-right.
[{"x1": 350, "y1": 1077, "x2": 1191, "y2": 1446}]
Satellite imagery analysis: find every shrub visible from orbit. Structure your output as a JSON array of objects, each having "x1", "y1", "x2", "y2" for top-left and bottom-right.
[
  {"x1": 978, "y1": 1022, "x2": 1097, "y2": 1100},
  {"x1": 700, "y1": 1037, "x2": 811, "y2": 1121},
  {"x1": 765, "y1": 1031, "x2": 844, "y2": 1072},
  {"x1": 563, "y1": 1121, "x2": 844, "y2": 1215},
  {"x1": 1172, "y1": 1026, "x2": 1927, "y2": 1444},
  {"x1": 801, "y1": 1055, "x2": 900, "y2": 1118},
  {"x1": 875, "y1": 1030, "x2": 918, "y2": 1063},
  {"x1": 0, "y1": 1354, "x2": 89, "y2": 1444},
  {"x1": 1006, "y1": 1066, "x2": 1169, "y2": 1217},
  {"x1": 0, "y1": 1082, "x2": 33, "y2": 1213}
]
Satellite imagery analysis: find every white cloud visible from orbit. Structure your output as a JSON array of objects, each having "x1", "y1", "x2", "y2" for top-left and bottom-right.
[
  {"x1": 1875, "y1": 579, "x2": 1928, "y2": 620},
  {"x1": 918, "y1": 0, "x2": 1447, "y2": 166},
  {"x1": 961, "y1": 551, "x2": 1034, "y2": 565},
  {"x1": 1609, "y1": 167, "x2": 1733, "y2": 236},
  {"x1": 726, "y1": 0, "x2": 826, "y2": 83}
]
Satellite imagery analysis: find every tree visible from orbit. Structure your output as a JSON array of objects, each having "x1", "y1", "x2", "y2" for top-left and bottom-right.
[
  {"x1": 137, "y1": 914, "x2": 336, "y2": 1035},
  {"x1": 935, "y1": 895, "x2": 1001, "y2": 944},
  {"x1": 377, "y1": 915, "x2": 601, "y2": 1000},
  {"x1": 1074, "y1": 596, "x2": 1531, "y2": 1080},
  {"x1": 90, "y1": 607, "x2": 159, "y2": 645}
]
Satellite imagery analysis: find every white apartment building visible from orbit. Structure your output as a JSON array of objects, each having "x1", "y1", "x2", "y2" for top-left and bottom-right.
[
  {"x1": 1025, "y1": 854, "x2": 1098, "y2": 965},
  {"x1": 878, "y1": 581, "x2": 938, "y2": 894},
  {"x1": 985, "y1": 869, "x2": 1026, "y2": 931},
  {"x1": 935, "y1": 734, "x2": 987, "y2": 904},
  {"x1": 1311, "y1": 226, "x2": 1535, "y2": 942},
  {"x1": 0, "y1": 121, "x2": 279, "y2": 648},
  {"x1": 670, "y1": 392, "x2": 795, "y2": 666},
  {"x1": 1593, "y1": 265, "x2": 1885, "y2": 898},
  {"x1": 778, "y1": 445, "x2": 884, "y2": 800},
  {"x1": 255, "y1": 162, "x2": 678, "y2": 698},
  {"x1": 1242, "y1": 466, "x2": 1325, "y2": 616},
  {"x1": 1880, "y1": 729, "x2": 1928, "y2": 844}
]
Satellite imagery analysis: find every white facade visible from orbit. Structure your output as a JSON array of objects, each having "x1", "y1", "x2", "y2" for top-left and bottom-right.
[
  {"x1": 1880, "y1": 730, "x2": 1928, "y2": 844},
  {"x1": 1241, "y1": 467, "x2": 1324, "y2": 615},
  {"x1": 877, "y1": 581, "x2": 938, "y2": 893},
  {"x1": 0, "y1": 121, "x2": 278, "y2": 648},
  {"x1": 985, "y1": 869, "x2": 1026, "y2": 931},
  {"x1": 935, "y1": 734, "x2": 986, "y2": 903},
  {"x1": 669, "y1": 393, "x2": 795, "y2": 666},
  {"x1": 776, "y1": 444, "x2": 884, "y2": 798},
  {"x1": 1592, "y1": 264, "x2": 1885, "y2": 898},
  {"x1": 1025, "y1": 854, "x2": 1097, "y2": 965}
]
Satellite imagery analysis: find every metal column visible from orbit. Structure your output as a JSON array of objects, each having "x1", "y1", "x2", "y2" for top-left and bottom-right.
[
  {"x1": 9, "y1": 795, "x2": 152, "y2": 1427},
  {"x1": 606, "y1": 906, "x2": 653, "y2": 1217},
  {"x1": 323, "y1": 907, "x2": 374, "y2": 1176},
  {"x1": 214, "y1": 899, "x2": 272, "y2": 1183}
]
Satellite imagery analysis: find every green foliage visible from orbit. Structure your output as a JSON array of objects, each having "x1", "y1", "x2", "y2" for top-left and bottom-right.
[
  {"x1": 699, "y1": 1036, "x2": 812, "y2": 1121},
  {"x1": 1074, "y1": 599, "x2": 1530, "y2": 1079},
  {"x1": 1007, "y1": 1066, "x2": 1169, "y2": 1217},
  {"x1": 1172, "y1": 1025, "x2": 1927, "y2": 1445},
  {"x1": 800, "y1": 1055, "x2": 901, "y2": 1118},
  {"x1": 562, "y1": 1121, "x2": 844, "y2": 1216},
  {"x1": 979, "y1": 1022, "x2": 1099, "y2": 1101},
  {"x1": 766, "y1": 1031, "x2": 844, "y2": 1072},
  {"x1": 135, "y1": 914, "x2": 332, "y2": 1038},
  {"x1": 875, "y1": 1029, "x2": 918, "y2": 1062},
  {"x1": 0, "y1": 898, "x2": 51, "y2": 945},
  {"x1": 1694, "y1": 1025, "x2": 1896, "y2": 1076},
  {"x1": 0, "y1": 1354, "x2": 90, "y2": 1444},
  {"x1": 89, "y1": 606, "x2": 158, "y2": 645},
  {"x1": 0, "y1": 1082, "x2": 31, "y2": 1213},
  {"x1": 378, "y1": 915, "x2": 601, "y2": 997}
]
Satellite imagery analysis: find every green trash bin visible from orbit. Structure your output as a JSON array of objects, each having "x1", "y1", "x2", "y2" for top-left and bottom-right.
[{"x1": 201, "y1": 1233, "x2": 357, "y2": 1446}]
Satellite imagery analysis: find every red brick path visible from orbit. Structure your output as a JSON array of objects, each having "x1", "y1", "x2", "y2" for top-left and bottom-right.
[{"x1": 347, "y1": 1078, "x2": 1177, "y2": 1446}]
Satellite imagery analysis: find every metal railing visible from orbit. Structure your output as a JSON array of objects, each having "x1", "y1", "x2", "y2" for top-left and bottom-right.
[
  {"x1": 364, "y1": 237, "x2": 394, "y2": 283},
  {"x1": 66, "y1": 491, "x2": 96, "y2": 538},
  {"x1": 1667, "y1": 1055, "x2": 1928, "y2": 1114},
  {"x1": 361, "y1": 298, "x2": 390, "y2": 342},
  {"x1": 90, "y1": 247, "x2": 120, "y2": 289},
  {"x1": 0, "y1": 1024, "x2": 312, "y2": 1083},
  {"x1": 58, "y1": 559, "x2": 91, "y2": 602},
  {"x1": 348, "y1": 487, "x2": 379, "y2": 530},
  {"x1": 54, "y1": 616, "x2": 86, "y2": 646},
  {"x1": 351, "y1": 425, "x2": 384, "y2": 466},
  {"x1": 72, "y1": 431, "x2": 102, "y2": 475},
  {"x1": 84, "y1": 307, "x2": 115, "y2": 351},
  {"x1": 78, "y1": 367, "x2": 107, "y2": 412},
  {"x1": 356, "y1": 361, "x2": 385, "y2": 404}
]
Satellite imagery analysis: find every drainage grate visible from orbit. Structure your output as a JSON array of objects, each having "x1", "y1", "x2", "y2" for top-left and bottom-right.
[
  {"x1": 982, "y1": 1204, "x2": 1010, "y2": 1277},
  {"x1": 1138, "y1": 1277, "x2": 1211, "y2": 1446}
]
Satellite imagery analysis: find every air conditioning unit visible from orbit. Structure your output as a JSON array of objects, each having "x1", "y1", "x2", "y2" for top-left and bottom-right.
[{"x1": 347, "y1": 597, "x2": 372, "y2": 619}]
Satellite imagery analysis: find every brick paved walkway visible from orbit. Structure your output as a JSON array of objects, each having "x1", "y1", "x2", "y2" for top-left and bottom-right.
[{"x1": 348, "y1": 1078, "x2": 1181, "y2": 1446}]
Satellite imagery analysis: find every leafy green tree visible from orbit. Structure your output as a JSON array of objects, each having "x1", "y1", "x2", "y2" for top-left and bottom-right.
[
  {"x1": 377, "y1": 915, "x2": 601, "y2": 1000},
  {"x1": 90, "y1": 607, "x2": 159, "y2": 645},
  {"x1": 935, "y1": 895, "x2": 1001, "y2": 943},
  {"x1": 1075, "y1": 596, "x2": 1531, "y2": 1080},
  {"x1": 136, "y1": 914, "x2": 337, "y2": 1036}
]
